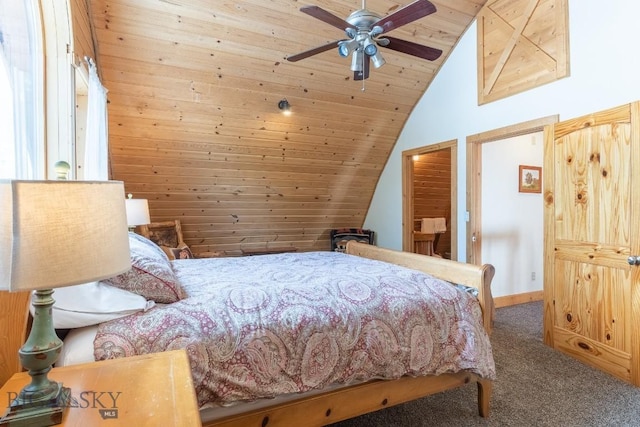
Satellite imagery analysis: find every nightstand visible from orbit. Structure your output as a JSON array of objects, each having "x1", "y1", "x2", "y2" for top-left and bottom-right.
[{"x1": 0, "y1": 350, "x2": 200, "y2": 426}]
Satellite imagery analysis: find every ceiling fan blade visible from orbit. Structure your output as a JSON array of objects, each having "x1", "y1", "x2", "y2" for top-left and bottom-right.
[
  {"x1": 383, "y1": 36, "x2": 442, "y2": 61},
  {"x1": 300, "y1": 5, "x2": 358, "y2": 32},
  {"x1": 375, "y1": 0, "x2": 437, "y2": 34},
  {"x1": 287, "y1": 40, "x2": 342, "y2": 62},
  {"x1": 354, "y1": 56, "x2": 370, "y2": 81}
]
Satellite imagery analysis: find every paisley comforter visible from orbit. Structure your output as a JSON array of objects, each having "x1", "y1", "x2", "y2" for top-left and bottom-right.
[{"x1": 94, "y1": 251, "x2": 495, "y2": 407}]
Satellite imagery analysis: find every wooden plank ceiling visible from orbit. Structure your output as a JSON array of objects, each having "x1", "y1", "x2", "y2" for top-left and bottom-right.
[{"x1": 89, "y1": 0, "x2": 487, "y2": 254}]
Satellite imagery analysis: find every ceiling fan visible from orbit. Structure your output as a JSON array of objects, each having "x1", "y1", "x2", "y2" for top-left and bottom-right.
[{"x1": 287, "y1": 0, "x2": 443, "y2": 81}]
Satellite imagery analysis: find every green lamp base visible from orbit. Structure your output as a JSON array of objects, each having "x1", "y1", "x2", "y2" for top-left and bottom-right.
[
  {"x1": 0, "y1": 289, "x2": 71, "y2": 426},
  {"x1": 0, "y1": 382, "x2": 71, "y2": 426}
]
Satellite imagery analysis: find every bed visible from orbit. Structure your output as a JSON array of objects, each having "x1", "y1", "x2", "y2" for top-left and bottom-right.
[{"x1": 0, "y1": 234, "x2": 495, "y2": 427}]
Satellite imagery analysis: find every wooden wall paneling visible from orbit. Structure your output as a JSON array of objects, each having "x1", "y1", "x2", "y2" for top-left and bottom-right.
[
  {"x1": 94, "y1": 48, "x2": 429, "y2": 103},
  {"x1": 91, "y1": 2, "x2": 442, "y2": 92},
  {"x1": 108, "y1": 142, "x2": 390, "y2": 169},
  {"x1": 107, "y1": 139, "x2": 390, "y2": 169},
  {"x1": 107, "y1": 136, "x2": 393, "y2": 165},
  {"x1": 69, "y1": 0, "x2": 96, "y2": 179},
  {"x1": 105, "y1": 114, "x2": 400, "y2": 147},
  {"x1": 109, "y1": 155, "x2": 382, "y2": 178},
  {"x1": 413, "y1": 149, "x2": 452, "y2": 257},
  {"x1": 102, "y1": 86, "x2": 411, "y2": 122},
  {"x1": 477, "y1": 0, "x2": 569, "y2": 104},
  {"x1": 0, "y1": 292, "x2": 30, "y2": 386},
  {"x1": 402, "y1": 141, "x2": 457, "y2": 259},
  {"x1": 105, "y1": 97, "x2": 407, "y2": 138},
  {"x1": 88, "y1": 0, "x2": 487, "y2": 253},
  {"x1": 70, "y1": 0, "x2": 95, "y2": 62}
]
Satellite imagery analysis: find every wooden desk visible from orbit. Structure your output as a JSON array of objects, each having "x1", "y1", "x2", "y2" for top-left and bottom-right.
[{"x1": 0, "y1": 350, "x2": 200, "y2": 427}]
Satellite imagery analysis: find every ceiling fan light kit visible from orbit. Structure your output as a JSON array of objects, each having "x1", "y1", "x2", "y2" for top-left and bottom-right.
[
  {"x1": 370, "y1": 50, "x2": 386, "y2": 68},
  {"x1": 338, "y1": 38, "x2": 359, "y2": 57},
  {"x1": 362, "y1": 38, "x2": 377, "y2": 56},
  {"x1": 351, "y1": 50, "x2": 364, "y2": 72},
  {"x1": 287, "y1": 0, "x2": 443, "y2": 81}
]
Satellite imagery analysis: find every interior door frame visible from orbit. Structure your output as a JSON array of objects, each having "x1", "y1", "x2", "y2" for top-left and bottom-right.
[
  {"x1": 402, "y1": 140, "x2": 457, "y2": 258},
  {"x1": 465, "y1": 115, "x2": 558, "y2": 265}
]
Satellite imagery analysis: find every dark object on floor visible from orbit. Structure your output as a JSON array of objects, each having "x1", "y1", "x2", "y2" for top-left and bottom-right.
[{"x1": 330, "y1": 228, "x2": 375, "y2": 252}]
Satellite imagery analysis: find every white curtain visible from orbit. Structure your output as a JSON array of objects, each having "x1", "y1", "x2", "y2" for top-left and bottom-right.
[
  {"x1": 0, "y1": 25, "x2": 40, "y2": 179},
  {"x1": 84, "y1": 58, "x2": 108, "y2": 180},
  {"x1": 0, "y1": 49, "x2": 16, "y2": 178}
]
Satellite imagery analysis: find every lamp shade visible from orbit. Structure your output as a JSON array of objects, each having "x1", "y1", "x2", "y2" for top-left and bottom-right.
[
  {"x1": 125, "y1": 197, "x2": 150, "y2": 227},
  {"x1": 0, "y1": 180, "x2": 132, "y2": 291}
]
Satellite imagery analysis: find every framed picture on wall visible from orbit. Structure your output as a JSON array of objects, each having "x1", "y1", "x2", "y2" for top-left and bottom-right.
[{"x1": 519, "y1": 165, "x2": 542, "y2": 193}]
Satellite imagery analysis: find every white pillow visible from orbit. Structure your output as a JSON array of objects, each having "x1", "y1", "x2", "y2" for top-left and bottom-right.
[
  {"x1": 31, "y1": 281, "x2": 154, "y2": 329},
  {"x1": 57, "y1": 325, "x2": 99, "y2": 366}
]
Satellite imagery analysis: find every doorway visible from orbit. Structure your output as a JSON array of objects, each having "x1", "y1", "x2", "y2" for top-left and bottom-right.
[
  {"x1": 465, "y1": 116, "x2": 557, "y2": 265},
  {"x1": 466, "y1": 116, "x2": 557, "y2": 307},
  {"x1": 402, "y1": 140, "x2": 457, "y2": 259}
]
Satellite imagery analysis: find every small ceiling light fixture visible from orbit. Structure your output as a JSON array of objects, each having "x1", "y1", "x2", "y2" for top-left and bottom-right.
[
  {"x1": 278, "y1": 99, "x2": 291, "y2": 116},
  {"x1": 412, "y1": 154, "x2": 420, "y2": 161}
]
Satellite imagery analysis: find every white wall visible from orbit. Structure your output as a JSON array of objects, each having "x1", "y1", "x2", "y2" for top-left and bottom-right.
[
  {"x1": 365, "y1": 0, "x2": 640, "y2": 263},
  {"x1": 481, "y1": 133, "x2": 543, "y2": 297}
]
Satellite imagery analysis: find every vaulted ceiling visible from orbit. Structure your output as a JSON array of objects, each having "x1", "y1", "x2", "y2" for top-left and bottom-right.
[{"x1": 88, "y1": 0, "x2": 487, "y2": 254}]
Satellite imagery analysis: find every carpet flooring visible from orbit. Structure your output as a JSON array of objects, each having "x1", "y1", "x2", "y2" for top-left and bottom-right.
[{"x1": 330, "y1": 301, "x2": 640, "y2": 426}]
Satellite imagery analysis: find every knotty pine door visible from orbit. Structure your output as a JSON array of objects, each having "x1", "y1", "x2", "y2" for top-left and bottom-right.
[{"x1": 543, "y1": 102, "x2": 640, "y2": 386}]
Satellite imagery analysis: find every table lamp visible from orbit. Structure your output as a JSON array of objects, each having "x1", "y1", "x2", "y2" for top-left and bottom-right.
[
  {"x1": 0, "y1": 180, "x2": 131, "y2": 426},
  {"x1": 125, "y1": 193, "x2": 150, "y2": 232}
]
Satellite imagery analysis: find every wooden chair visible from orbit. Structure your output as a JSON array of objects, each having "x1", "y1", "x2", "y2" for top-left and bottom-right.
[
  {"x1": 413, "y1": 231, "x2": 436, "y2": 256},
  {"x1": 413, "y1": 217, "x2": 447, "y2": 256},
  {"x1": 136, "y1": 220, "x2": 221, "y2": 258},
  {"x1": 137, "y1": 220, "x2": 185, "y2": 249}
]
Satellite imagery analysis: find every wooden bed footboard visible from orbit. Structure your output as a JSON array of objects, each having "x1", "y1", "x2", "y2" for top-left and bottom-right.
[
  {"x1": 345, "y1": 241, "x2": 496, "y2": 334},
  {"x1": 202, "y1": 242, "x2": 496, "y2": 427},
  {"x1": 204, "y1": 373, "x2": 491, "y2": 427}
]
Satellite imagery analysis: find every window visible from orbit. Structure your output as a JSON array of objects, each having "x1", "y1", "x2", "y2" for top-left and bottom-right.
[
  {"x1": 0, "y1": 0, "x2": 44, "y2": 179},
  {"x1": 1, "y1": 0, "x2": 96, "y2": 181},
  {"x1": 75, "y1": 66, "x2": 89, "y2": 178},
  {"x1": 41, "y1": 0, "x2": 74, "y2": 179}
]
